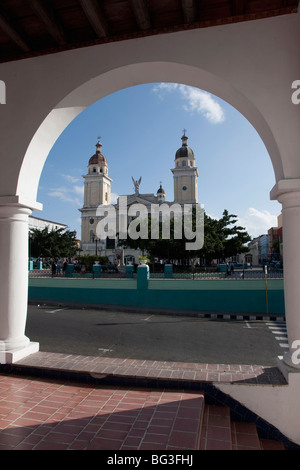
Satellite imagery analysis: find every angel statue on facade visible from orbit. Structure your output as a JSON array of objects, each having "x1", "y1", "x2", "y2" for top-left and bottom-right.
[{"x1": 132, "y1": 176, "x2": 142, "y2": 195}]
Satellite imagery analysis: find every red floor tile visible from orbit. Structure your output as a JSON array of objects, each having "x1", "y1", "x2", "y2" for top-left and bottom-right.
[
  {"x1": 0, "y1": 373, "x2": 204, "y2": 450},
  {"x1": 0, "y1": 352, "x2": 288, "y2": 451}
]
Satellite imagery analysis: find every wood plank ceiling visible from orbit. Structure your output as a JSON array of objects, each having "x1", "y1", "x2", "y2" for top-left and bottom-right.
[{"x1": 0, "y1": 0, "x2": 298, "y2": 63}]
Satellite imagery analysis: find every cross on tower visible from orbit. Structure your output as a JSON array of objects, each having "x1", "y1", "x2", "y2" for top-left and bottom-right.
[{"x1": 182, "y1": 129, "x2": 187, "y2": 136}]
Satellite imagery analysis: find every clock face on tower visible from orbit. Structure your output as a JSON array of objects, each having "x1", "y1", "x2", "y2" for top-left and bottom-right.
[{"x1": 182, "y1": 186, "x2": 187, "y2": 191}]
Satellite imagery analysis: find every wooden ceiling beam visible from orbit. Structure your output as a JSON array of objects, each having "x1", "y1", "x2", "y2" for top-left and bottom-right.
[
  {"x1": 231, "y1": 0, "x2": 248, "y2": 16},
  {"x1": 130, "y1": 0, "x2": 151, "y2": 31},
  {"x1": 0, "y1": 8, "x2": 31, "y2": 52},
  {"x1": 78, "y1": 0, "x2": 108, "y2": 38},
  {"x1": 181, "y1": 0, "x2": 197, "y2": 23},
  {"x1": 28, "y1": 0, "x2": 67, "y2": 46}
]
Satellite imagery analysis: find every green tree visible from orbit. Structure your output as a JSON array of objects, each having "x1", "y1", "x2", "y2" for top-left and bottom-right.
[
  {"x1": 29, "y1": 227, "x2": 78, "y2": 259},
  {"x1": 76, "y1": 254, "x2": 109, "y2": 271},
  {"x1": 118, "y1": 208, "x2": 250, "y2": 265},
  {"x1": 196, "y1": 210, "x2": 250, "y2": 263},
  {"x1": 217, "y1": 210, "x2": 251, "y2": 260},
  {"x1": 118, "y1": 213, "x2": 188, "y2": 262},
  {"x1": 198, "y1": 212, "x2": 223, "y2": 264}
]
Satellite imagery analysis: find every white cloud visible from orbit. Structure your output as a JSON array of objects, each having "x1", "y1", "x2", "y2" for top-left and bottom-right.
[
  {"x1": 61, "y1": 174, "x2": 80, "y2": 183},
  {"x1": 238, "y1": 208, "x2": 278, "y2": 238},
  {"x1": 48, "y1": 186, "x2": 82, "y2": 206},
  {"x1": 49, "y1": 186, "x2": 118, "y2": 206},
  {"x1": 152, "y1": 83, "x2": 225, "y2": 124},
  {"x1": 73, "y1": 185, "x2": 84, "y2": 196},
  {"x1": 152, "y1": 83, "x2": 179, "y2": 94}
]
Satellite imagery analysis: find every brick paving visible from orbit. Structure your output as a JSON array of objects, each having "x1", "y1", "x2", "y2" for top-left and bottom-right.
[
  {"x1": 0, "y1": 373, "x2": 204, "y2": 450},
  {"x1": 14, "y1": 351, "x2": 287, "y2": 385},
  {"x1": 0, "y1": 352, "x2": 287, "y2": 450}
]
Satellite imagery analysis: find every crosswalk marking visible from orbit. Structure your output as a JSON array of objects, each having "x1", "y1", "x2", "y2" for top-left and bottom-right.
[
  {"x1": 266, "y1": 321, "x2": 289, "y2": 351},
  {"x1": 269, "y1": 327, "x2": 286, "y2": 335}
]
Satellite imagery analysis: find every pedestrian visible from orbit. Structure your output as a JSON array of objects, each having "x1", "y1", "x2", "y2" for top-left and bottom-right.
[
  {"x1": 226, "y1": 262, "x2": 230, "y2": 276},
  {"x1": 62, "y1": 259, "x2": 68, "y2": 273},
  {"x1": 57, "y1": 260, "x2": 62, "y2": 274},
  {"x1": 80, "y1": 264, "x2": 86, "y2": 277},
  {"x1": 51, "y1": 260, "x2": 56, "y2": 277}
]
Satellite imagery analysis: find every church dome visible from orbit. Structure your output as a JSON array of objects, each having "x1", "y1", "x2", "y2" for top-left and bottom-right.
[
  {"x1": 157, "y1": 184, "x2": 165, "y2": 195},
  {"x1": 157, "y1": 183, "x2": 166, "y2": 201},
  {"x1": 88, "y1": 140, "x2": 107, "y2": 166},
  {"x1": 175, "y1": 133, "x2": 195, "y2": 160}
]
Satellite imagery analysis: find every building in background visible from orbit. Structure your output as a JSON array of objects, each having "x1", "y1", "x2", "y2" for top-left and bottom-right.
[
  {"x1": 79, "y1": 133, "x2": 199, "y2": 263},
  {"x1": 29, "y1": 216, "x2": 67, "y2": 232},
  {"x1": 268, "y1": 214, "x2": 283, "y2": 263},
  {"x1": 243, "y1": 234, "x2": 268, "y2": 266}
]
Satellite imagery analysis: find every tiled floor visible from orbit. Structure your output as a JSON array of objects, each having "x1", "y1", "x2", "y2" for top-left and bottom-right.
[
  {"x1": 0, "y1": 352, "x2": 288, "y2": 450},
  {"x1": 14, "y1": 351, "x2": 287, "y2": 385},
  {"x1": 0, "y1": 373, "x2": 204, "y2": 450},
  {"x1": 200, "y1": 405, "x2": 232, "y2": 450},
  {"x1": 231, "y1": 421, "x2": 262, "y2": 450}
]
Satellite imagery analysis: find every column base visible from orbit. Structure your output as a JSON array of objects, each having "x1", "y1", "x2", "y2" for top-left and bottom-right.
[
  {"x1": 283, "y1": 350, "x2": 300, "y2": 370},
  {"x1": 0, "y1": 342, "x2": 39, "y2": 364},
  {"x1": 277, "y1": 355, "x2": 300, "y2": 383}
]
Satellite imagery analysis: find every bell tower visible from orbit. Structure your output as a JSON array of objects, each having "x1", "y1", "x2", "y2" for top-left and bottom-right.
[
  {"x1": 171, "y1": 131, "x2": 199, "y2": 204},
  {"x1": 80, "y1": 138, "x2": 113, "y2": 252},
  {"x1": 83, "y1": 138, "x2": 112, "y2": 207}
]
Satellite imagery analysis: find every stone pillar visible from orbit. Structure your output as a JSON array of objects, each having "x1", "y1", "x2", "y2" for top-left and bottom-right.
[
  {"x1": 164, "y1": 264, "x2": 173, "y2": 278},
  {"x1": 92, "y1": 262, "x2": 101, "y2": 278},
  {"x1": 125, "y1": 264, "x2": 134, "y2": 278},
  {"x1": 274, "y1": 185, "x2": 300, "y2": 369},
  {"x1": 137, "y1": 264, "x2": 149, "y2": 291},
  {"x1": 0, "y1": 204, "x2": 39, "y2": 363}
]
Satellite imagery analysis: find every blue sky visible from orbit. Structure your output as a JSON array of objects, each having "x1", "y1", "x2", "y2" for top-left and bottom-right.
[{"x1": 33, "y1": 82, "x2": 281, "y2": 239}]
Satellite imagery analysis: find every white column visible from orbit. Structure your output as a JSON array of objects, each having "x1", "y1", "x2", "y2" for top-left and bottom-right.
[
  {"x1": 0, "y1": 204, "x2": 39, "y2": 363},
  {"x1": 276, "y1": 188, "x2": 300, "y2": 369}
]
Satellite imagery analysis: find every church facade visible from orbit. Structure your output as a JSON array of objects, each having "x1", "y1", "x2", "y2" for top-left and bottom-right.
[{"x1": 79, "y1": 133, "x2": 199, "y2": 264}]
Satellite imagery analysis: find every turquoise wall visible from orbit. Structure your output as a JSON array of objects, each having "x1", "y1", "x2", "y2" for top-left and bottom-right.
[{"x1": 28, "y1": 274, "x2": 285, "y2": 315}]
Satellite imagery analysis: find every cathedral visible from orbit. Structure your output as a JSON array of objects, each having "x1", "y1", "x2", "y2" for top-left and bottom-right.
[{"x1": 79, "y1": 132, "x2": 199, "y2": 264}]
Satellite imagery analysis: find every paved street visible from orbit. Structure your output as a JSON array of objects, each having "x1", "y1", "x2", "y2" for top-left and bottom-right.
[{"x1": 25, "y1": 305, "x2": 287, "y2": 366}]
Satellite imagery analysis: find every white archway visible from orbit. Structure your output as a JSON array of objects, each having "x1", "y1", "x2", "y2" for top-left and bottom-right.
[
  {"x1": 1, "y1": 11, "x2": 300, "y2": 443},
  {"x1": 12, "y1": 58, "x2": 297, "y2": 369},
  {"x1": 17, "y1": 61, "x2": 285, "y2": 206}
]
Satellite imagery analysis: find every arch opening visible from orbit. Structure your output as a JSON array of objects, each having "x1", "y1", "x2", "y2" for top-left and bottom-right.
[
  {"x1": 20, "y1": 63, "x2": 282, "y2": 364},
  {"x1": 17, "y1": 61, "x2": 284, "y2": 210}
]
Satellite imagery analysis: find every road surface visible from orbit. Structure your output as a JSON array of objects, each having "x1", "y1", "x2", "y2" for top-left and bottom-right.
[{"x1": 25, "y1": 304, "x2": 287, "y2": 366}]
